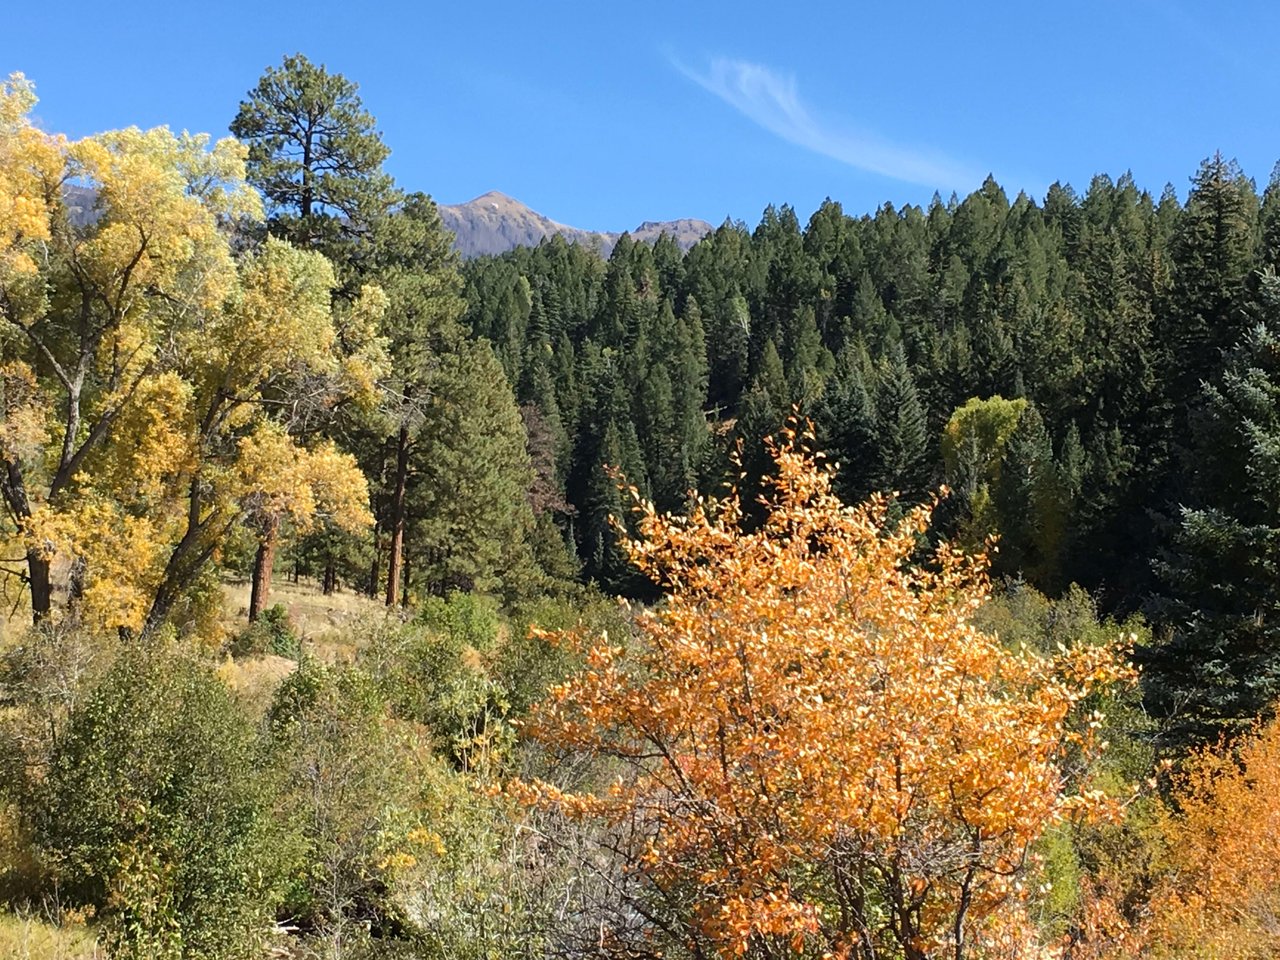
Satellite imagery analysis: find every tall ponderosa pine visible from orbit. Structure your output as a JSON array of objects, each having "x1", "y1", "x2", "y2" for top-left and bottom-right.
[
  {"x1": 360, "y1": 193, "x2": 467, "y2": 606},
  {"x1": 407, "y1": 339, "x2": 536, "y2": 600},
  {"x1": 230, "y1": 53, "x2": 397, "y2": 263},
  {"x1": 232, "y1": 54, "x2": 400, "y2": 617}
]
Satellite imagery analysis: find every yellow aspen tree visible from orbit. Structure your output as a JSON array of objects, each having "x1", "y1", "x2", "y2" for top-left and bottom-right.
[
  {"x1": 0, "y1": 76, "x2": 257, "y2": 624},
  {"x1": 0, "y1": 76, "x2": 382, "y2": 635},
  {"x1": 512, "y1": 426, "x2": 1133, "y2": 960},
  {"x1": 137, "y1": 239, "x2": 381, "y2": 637}
]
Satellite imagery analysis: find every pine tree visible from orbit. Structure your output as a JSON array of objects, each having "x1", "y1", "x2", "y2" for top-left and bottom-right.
[
  {"x1": 635, "y1": 304, "x2": 680, "y2": 510},
  {"x1": 781, "y1": 304, "x2": 831, "y2": 407},
  {"x1": 754, "y1": 338, "x2": 790, "y2": 421},
  {"x1": 231, "y1": 54, "x2": 400, "y2": 615},
  {"x1": 671, "y1": 299, "x2": 711, "y2": 498},
  {"x1": 873, "y1": 341, "x2": 931, "y2": 497},
  {"x1": 1149, "y1": 270, "x2": 1280, "y2": 744},
  {"x1": 1164, "y1": 154, "x2": 1258, "y2": 406},
  {"x1": 409, "y1": 339, "x2": 536, "y2": 600},
  {"x1": 814, "y1": 346, "x2": 879, "y2": 503},
  {"x1": 362, "y1": 193, "x2": 468, "y2": 606},
  {"x1": 1261, "y1": 162, "x2": 1280, "y2": 268},
  {"x1": 683, "y1": 222, "x2": 752, "y2": 410},
  {"x1": 991, "y1": 404, "x2": 1067, "y2": 589},
  {"x1": 230, "y1": 53, "x2": 398, "y2": 267}
]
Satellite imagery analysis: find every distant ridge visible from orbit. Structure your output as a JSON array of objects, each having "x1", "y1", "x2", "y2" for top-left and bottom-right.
[
  {"x1": 61, "y1": 184, "x2": 710, "y2": 260},
  {"x1": 437, "y1": 191, "x2": 712, "y2": 258}
]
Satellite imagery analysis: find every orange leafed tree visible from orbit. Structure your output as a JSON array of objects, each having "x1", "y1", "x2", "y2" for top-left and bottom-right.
[
  {"x1": 1076, "y1": 714, "x2": 1280, "y2": 960},
  {"x1": 512, "y1": 426, "x2": 1133, "y2": 960}
]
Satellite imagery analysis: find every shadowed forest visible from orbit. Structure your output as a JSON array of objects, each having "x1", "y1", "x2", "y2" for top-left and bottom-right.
[{"x1": 4, "y1": 55, "x2": 1280, "y2": 959}]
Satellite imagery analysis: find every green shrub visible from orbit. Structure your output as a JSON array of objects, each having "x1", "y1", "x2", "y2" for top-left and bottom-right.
[
  {"x1": 364, "y1": 595, "x2": 512, "y2": 769},
  {"x1": 498, "y1": 590, "x2": 629, "y2": 715},
  {"x1": 35, "y1": 649, "x2": 286, "y2": 960},
  {"x1": 267, "y1": 659, "x2": 420, "y2": 952},
  {"x1": 415, "y1": 592, "x2": 501, "y2": 654},
  {"x1": 229, "y1": 603, "x2": 299, "y2": 659}
]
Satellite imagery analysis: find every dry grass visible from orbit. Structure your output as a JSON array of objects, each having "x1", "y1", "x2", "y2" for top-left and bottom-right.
[
  {"x1": 221, "y1": 576, "x2": 391, "y2": 660},
  {"x1": 0, "y1": 913, "x2": 99, "y2": 960},
  {"x1": 216, "y1": 653, "x2": 298, "y2": 718}
]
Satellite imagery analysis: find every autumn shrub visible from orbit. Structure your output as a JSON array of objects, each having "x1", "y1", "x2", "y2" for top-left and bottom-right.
[
  {"x1": 1069, "y1": 713, "x2": 1280, "y2": 960},
  {"x1": 511, "y1": 428, "x2": 1134, "y2": 960},
  {"x1": 974, "y1": 582, "x2": 1159, "y2": 943},
  {"x1": 33, "y1": 648, "x2": 285, "y2": 960},
  {"x1": 977, "y1": 581, "x2": 1156, "y2": 791},
  {"x1": 0, "y1": 623, "x2": 116, "y2": 773},
  {"x1": 417, "y1": 591, "x2": 502, "y2": 653},
  {"x1": 272, "y1": 620, "x2": 591, "y2": 960}
]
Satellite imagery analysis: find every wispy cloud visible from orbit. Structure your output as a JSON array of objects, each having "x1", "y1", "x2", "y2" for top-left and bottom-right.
[{"x1": 674, "y1": 56, "x2": 980, "y2": 192}]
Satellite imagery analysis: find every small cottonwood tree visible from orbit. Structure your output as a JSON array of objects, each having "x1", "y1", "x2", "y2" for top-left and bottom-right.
[{"x1": 512, "y1": 426, "x2": 1133, "y2": 960}]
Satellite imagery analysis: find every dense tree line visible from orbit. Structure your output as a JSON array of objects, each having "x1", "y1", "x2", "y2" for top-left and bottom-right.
[
  {"x1": 6, "y1": 52, "x2": 1278, "y2": 743},
  {"x1": 460, "y1": 157, "x2": 1280, "y2": 743}
]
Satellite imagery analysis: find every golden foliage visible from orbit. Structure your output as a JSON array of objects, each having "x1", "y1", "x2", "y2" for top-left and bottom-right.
[
  {"x1": 0, "y1": 73, "x2": 63, "y2": 287},
  {"x1": 0, "y1": 77, "x2": 380, "y2": 635},
  {"x1": 207, "y1": 236, "x2": 337, "y2": 386},
  {"x1": 41, "y1": 497, "x2": 167, "y2": 633},
  {"x1": 89, "y1": 372, "x2": 197, "y2": 504},
  {"x1": 0, "y1": 361, "x2": 47, "y2": 464},
  {"x1": 237, "y1": 423, "x2": 372, "y2": 535},
  {"x1": 512, "y1": 426, "x2": 1133, "y2": 959},
  {"x1": 1078, "y1": 715, "x2": 1280, "y2": 960}
]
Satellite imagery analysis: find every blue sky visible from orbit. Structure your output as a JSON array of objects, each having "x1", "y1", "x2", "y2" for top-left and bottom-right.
[{"x1": 6, "y1": 1, "x2": 1280, "y2": 231}]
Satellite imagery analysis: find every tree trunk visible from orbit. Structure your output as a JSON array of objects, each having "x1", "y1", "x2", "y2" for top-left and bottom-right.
[
  {"x1": 249, "y1": 515, "x2": 279, "y2": 622},
  {"x1": 323, "y1": 557, "x2": 336, "y2": 595},
  {"x1": 367, "y1": 545, "x2": 380, "y2": 599},
  {"x1": 385, "y1": 424, "x2": 410, "y2": 607},
  {"x1": 366, "y1": 508, "x2": 381, "y2": 598},
  {"x1": 65, "y1": 556, "x2": 88, "y2": 625},
  {"x1": 27, "y1": 548, "x2": 51, "y2": 624},
  {"x1": 4, "y1": 459, "x2": 51, "y2": 624},
  {"x1": 401, "y1": 546, "x2": 410, "y2": 608}
]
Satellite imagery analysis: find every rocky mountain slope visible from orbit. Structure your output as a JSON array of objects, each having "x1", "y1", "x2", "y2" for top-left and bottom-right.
[{"x1": 437, "y1": 191, "x2": 711, "y2": 258}]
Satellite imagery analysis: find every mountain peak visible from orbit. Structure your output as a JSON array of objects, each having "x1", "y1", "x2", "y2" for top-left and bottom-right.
[
  {"x1": 468, "y1": 189, "x2": 520, "y2": 205},
  {"x1": 437, "y1": 192, "x2": 711, "y2": 258}
]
